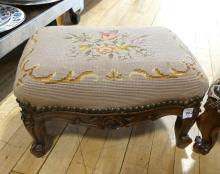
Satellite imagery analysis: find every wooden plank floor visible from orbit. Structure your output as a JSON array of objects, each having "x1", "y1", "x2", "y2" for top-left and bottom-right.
[{"x1": 1, "y1": 0, "x2": 220, "y2": 173}]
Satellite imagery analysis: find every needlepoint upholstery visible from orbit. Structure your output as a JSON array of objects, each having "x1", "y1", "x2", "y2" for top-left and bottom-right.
[{"x1": 14, "y1": 26, "x2": 209, "y2": 109}]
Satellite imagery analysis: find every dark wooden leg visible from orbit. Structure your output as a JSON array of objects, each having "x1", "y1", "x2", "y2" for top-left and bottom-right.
[
  {"x1": 30, "y1": 120, "x2": 53, "y2": 157},
  {"x1": 69, "y1": 9, "x2": 80, "y2": 24},
  {"x1": 175, "y1": 108, "x2": 198, "y2": 148},
  {"x1": 20, "y1": 103, "x2": 53, "y2": 157},
  {"x1": 193, "y1": 108, "x2": 220, "y2": 155},
  {"x1": 192, "y1": 79, "x2": 220, "y2": 154}
]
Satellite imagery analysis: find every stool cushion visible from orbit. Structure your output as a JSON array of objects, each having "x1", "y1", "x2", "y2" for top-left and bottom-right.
[{"x1": 14, "y1": 26, "x2": 209, "y2": 109}]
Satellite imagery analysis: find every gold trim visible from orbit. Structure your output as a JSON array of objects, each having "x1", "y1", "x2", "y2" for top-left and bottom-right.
[
  {"x1": 196, "y1": 72, "x2": 205, "y2": 80},
  {"x1": 129, "y1": 62, "x2": 194, "y2": 80},
  {"x1": 129, "y1": 68, "x2": 175, "y2": 80},
  {"x1": 21, "y1": 60, "x2": 98, "y2": 84},
  {"x1": 105, "y1": 69, "x2": 123, "y2": 81}
]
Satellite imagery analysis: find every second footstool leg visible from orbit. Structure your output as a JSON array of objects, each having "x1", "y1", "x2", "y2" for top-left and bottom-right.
[
  {"x1": 175, "y1": 107, "x2": 199, "y2": 148},
  {"x1": 193, "y1": 99, "x2": 220, "y2": 155},
  {"x1": 69, "y1": 9, "x2": 80, "y2": 24},
  {"x1": 193, "y1": 112, "x2": 220, "y2": 155},
  {"x1": 193, "y1": 82, "x2": 220, "y2": 155}
]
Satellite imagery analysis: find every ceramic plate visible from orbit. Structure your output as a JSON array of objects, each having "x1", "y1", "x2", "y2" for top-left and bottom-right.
[
  {"x1": 0, "y1": 0, "x2": 61, "y2": 6},
  {"x1": 0, "y1": 4, "x2": 25, "y2": 33},
  {"x1": 0, "y1": 5, "x2": 11, "y2": 26}
]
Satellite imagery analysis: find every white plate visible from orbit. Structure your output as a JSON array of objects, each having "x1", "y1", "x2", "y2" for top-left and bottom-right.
[
  {"x1": 0, "y1": 4, "x2": 25, "y2": 33},
  {"x1": 0, "y1": 0, "x2": 61, "y2": 6}
]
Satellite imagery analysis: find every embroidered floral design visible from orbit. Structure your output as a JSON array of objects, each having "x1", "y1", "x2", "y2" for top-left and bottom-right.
[
  {"x1": 101, "y1": 31, "x2": 118, "y2": 40},
  {"x1": 65, "y1": 30, "x2": 149, "y2": 60},
  {"x1": 79, "y1": 44, "x2": 91, "y2": 51},
  {"x1": 96, "y1": 46, "x2": 115, "y2": 54},
  {"x1": 16, "y1": 30, "x2": 206, "y2": 87},
  {"x1": 16, "y1": 33, "x2": 98, "y2": 87}
]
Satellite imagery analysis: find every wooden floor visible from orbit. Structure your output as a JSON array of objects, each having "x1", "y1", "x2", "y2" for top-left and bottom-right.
[{"x1": 1, "y1": 0, "x2": 220, "y2": 173}]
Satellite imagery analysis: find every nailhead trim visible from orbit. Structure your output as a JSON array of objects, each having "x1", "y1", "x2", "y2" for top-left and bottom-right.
[{"x1": 17, "y1": 96, "x2": 202, "y2": 114}]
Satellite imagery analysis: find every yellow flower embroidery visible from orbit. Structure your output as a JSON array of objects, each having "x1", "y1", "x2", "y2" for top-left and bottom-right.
[
  {"x1": 79, "y1": 45, "x2": 91, "y2": 51},
  {"x1": 117, "y1": 44, "x2": 129, "y2": 51}
]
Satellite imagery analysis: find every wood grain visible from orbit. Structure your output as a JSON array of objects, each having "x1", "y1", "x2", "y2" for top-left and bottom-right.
[
  {"x1": 0, "y1": 140, "x2": 6, "y2": 151},
  {"x1": 66, "y1": 128, "x2": 108, "y2": 174},
  {"x1": 93, "y1": 128, "x2": 132, "y2": 174},
  {"x1": 174, "y1": 124, "x2": 200, "y2": 174},
  {"x1": 13, "y1": 121, "x2": 67, "y2": 174},
  {"x1": 0, "y1": 126, "x2": 32, "y2": 174},
  {"x1": 120, "y1": 121, "x2": 154, "y2": 174},
  {"x1": 147, "y1": 117, "x2": 176, "y2": 174},
  {"x1": 38, "y1": 125, "x2": 87, "y2": 174}
]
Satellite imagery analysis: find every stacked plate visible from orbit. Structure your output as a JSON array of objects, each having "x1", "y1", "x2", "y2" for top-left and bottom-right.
[
  {"x1": 0, "y1": 4, "x2": 25, "y2": 33},
  {"x1": 0, "y1": 0, "x2": 61, "y2": 6}
]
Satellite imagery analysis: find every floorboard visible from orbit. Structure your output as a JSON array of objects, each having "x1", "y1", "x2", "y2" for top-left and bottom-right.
[
  {"x1": 66, "y1": 128, "x2": 108, "y2": 174},
  {"x1": 38, "y1": 125, "x2": 87, "y2": 174},
  {"x1": 12, "y1": 121, "x2": 67, "y2": 174}
]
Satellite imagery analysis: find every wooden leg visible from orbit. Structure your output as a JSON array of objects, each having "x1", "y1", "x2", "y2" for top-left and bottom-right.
[
  {"x1": 193, "y1": 108, "x2": 220, "y2": 155},
  {"x1": 30, "y1": 120, "x2": 53, "y2": 157},
  {"x1": 20, "y1": 104, "x2": 53, "y2": 157},
  {"x1": 56, "y1": 15, "x2": 65, "y2": 25},
  {"x1": 175, "y1": 108, "x2": 198, "y2": 148},
  {"x1": 69, "y1": 9, "x2": 80, "y2": 24}
]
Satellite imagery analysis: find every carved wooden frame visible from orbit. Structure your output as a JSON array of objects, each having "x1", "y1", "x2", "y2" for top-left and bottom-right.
[{"x1": 17, "y1": 97, "x2": 202, "y2": 157}]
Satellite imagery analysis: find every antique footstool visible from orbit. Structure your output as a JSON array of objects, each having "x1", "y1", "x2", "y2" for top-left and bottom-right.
[{"x1": 13, "y1": 26, "x2": 209, "y2": 157}]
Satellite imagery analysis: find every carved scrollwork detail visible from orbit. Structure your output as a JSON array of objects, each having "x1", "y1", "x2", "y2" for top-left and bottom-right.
[
  {"x1": 15, "y1": 97, "x2": 201, "y2": 128},
  {"x1": 18, "y1": 101, "x2": 35, "y2": 129},
  {"x1": 16, "y1": 96, "x2": 202, "y2": 129},
  {"x1": 16, "y1": 97, "x2": 203, "y2": 157},
  {"x1": 21, "y1": 113, "x2": 34, "y2": 128},
  {"x1": 206, "y1": 79, "x2": 220, "y2": 109}
]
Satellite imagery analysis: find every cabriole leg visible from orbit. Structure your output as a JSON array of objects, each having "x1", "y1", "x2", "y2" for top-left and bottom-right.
[
  {"x1": 193, "y1": 109, "x2": 220, "y2": 155},
  {"x1": 20, "y1": 103, "x2": 53, "y2": 157},
  {"x1": 31, "y1": 120, "x2": 53, "y2": 157},
  {"x1": 175, "y1": 108, "x2": 199, "y2": 148},
  {"x1": 69, "y1": 9, "x2": 80, "y2": 24}
]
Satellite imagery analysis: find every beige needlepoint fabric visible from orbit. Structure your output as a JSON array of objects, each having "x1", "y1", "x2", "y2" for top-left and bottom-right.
[{"x1": 14, "y1": 26, "x2": 209, "y2": 109}]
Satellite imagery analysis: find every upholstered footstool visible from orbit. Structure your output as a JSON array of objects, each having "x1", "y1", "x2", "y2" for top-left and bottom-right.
[{"x1": 13, "y1": 26, "x2": 208, "y2": 157}]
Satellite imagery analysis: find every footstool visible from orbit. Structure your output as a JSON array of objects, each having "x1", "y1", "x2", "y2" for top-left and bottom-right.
[{"x1": 13, "y1": 26, "x2": 209, "y2": 157}]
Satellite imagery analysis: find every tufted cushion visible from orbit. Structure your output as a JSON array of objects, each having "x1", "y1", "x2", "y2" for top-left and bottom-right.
[{"x1": 14, "y1": 26, "x2": 209, "y2": 109}]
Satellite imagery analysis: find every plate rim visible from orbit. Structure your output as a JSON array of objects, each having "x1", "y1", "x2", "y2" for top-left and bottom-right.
[
  {"x1": 0, "y1": 0, "x2": 61, "y2": 6},
  {"x1": 0, "y1": 4, "x2": 25, "y2": 33},
  {"x1": 0, "y1": 4, "x2": 11, "y2": 26}
]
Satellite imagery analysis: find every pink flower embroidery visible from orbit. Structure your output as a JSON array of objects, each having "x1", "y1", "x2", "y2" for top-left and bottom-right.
[
  {"x1": 101, "y1": 32, "x2": 118, "y2": 40},
  {"x1": 96, "y1": 46, "x2": 114, "y2": 54}
]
